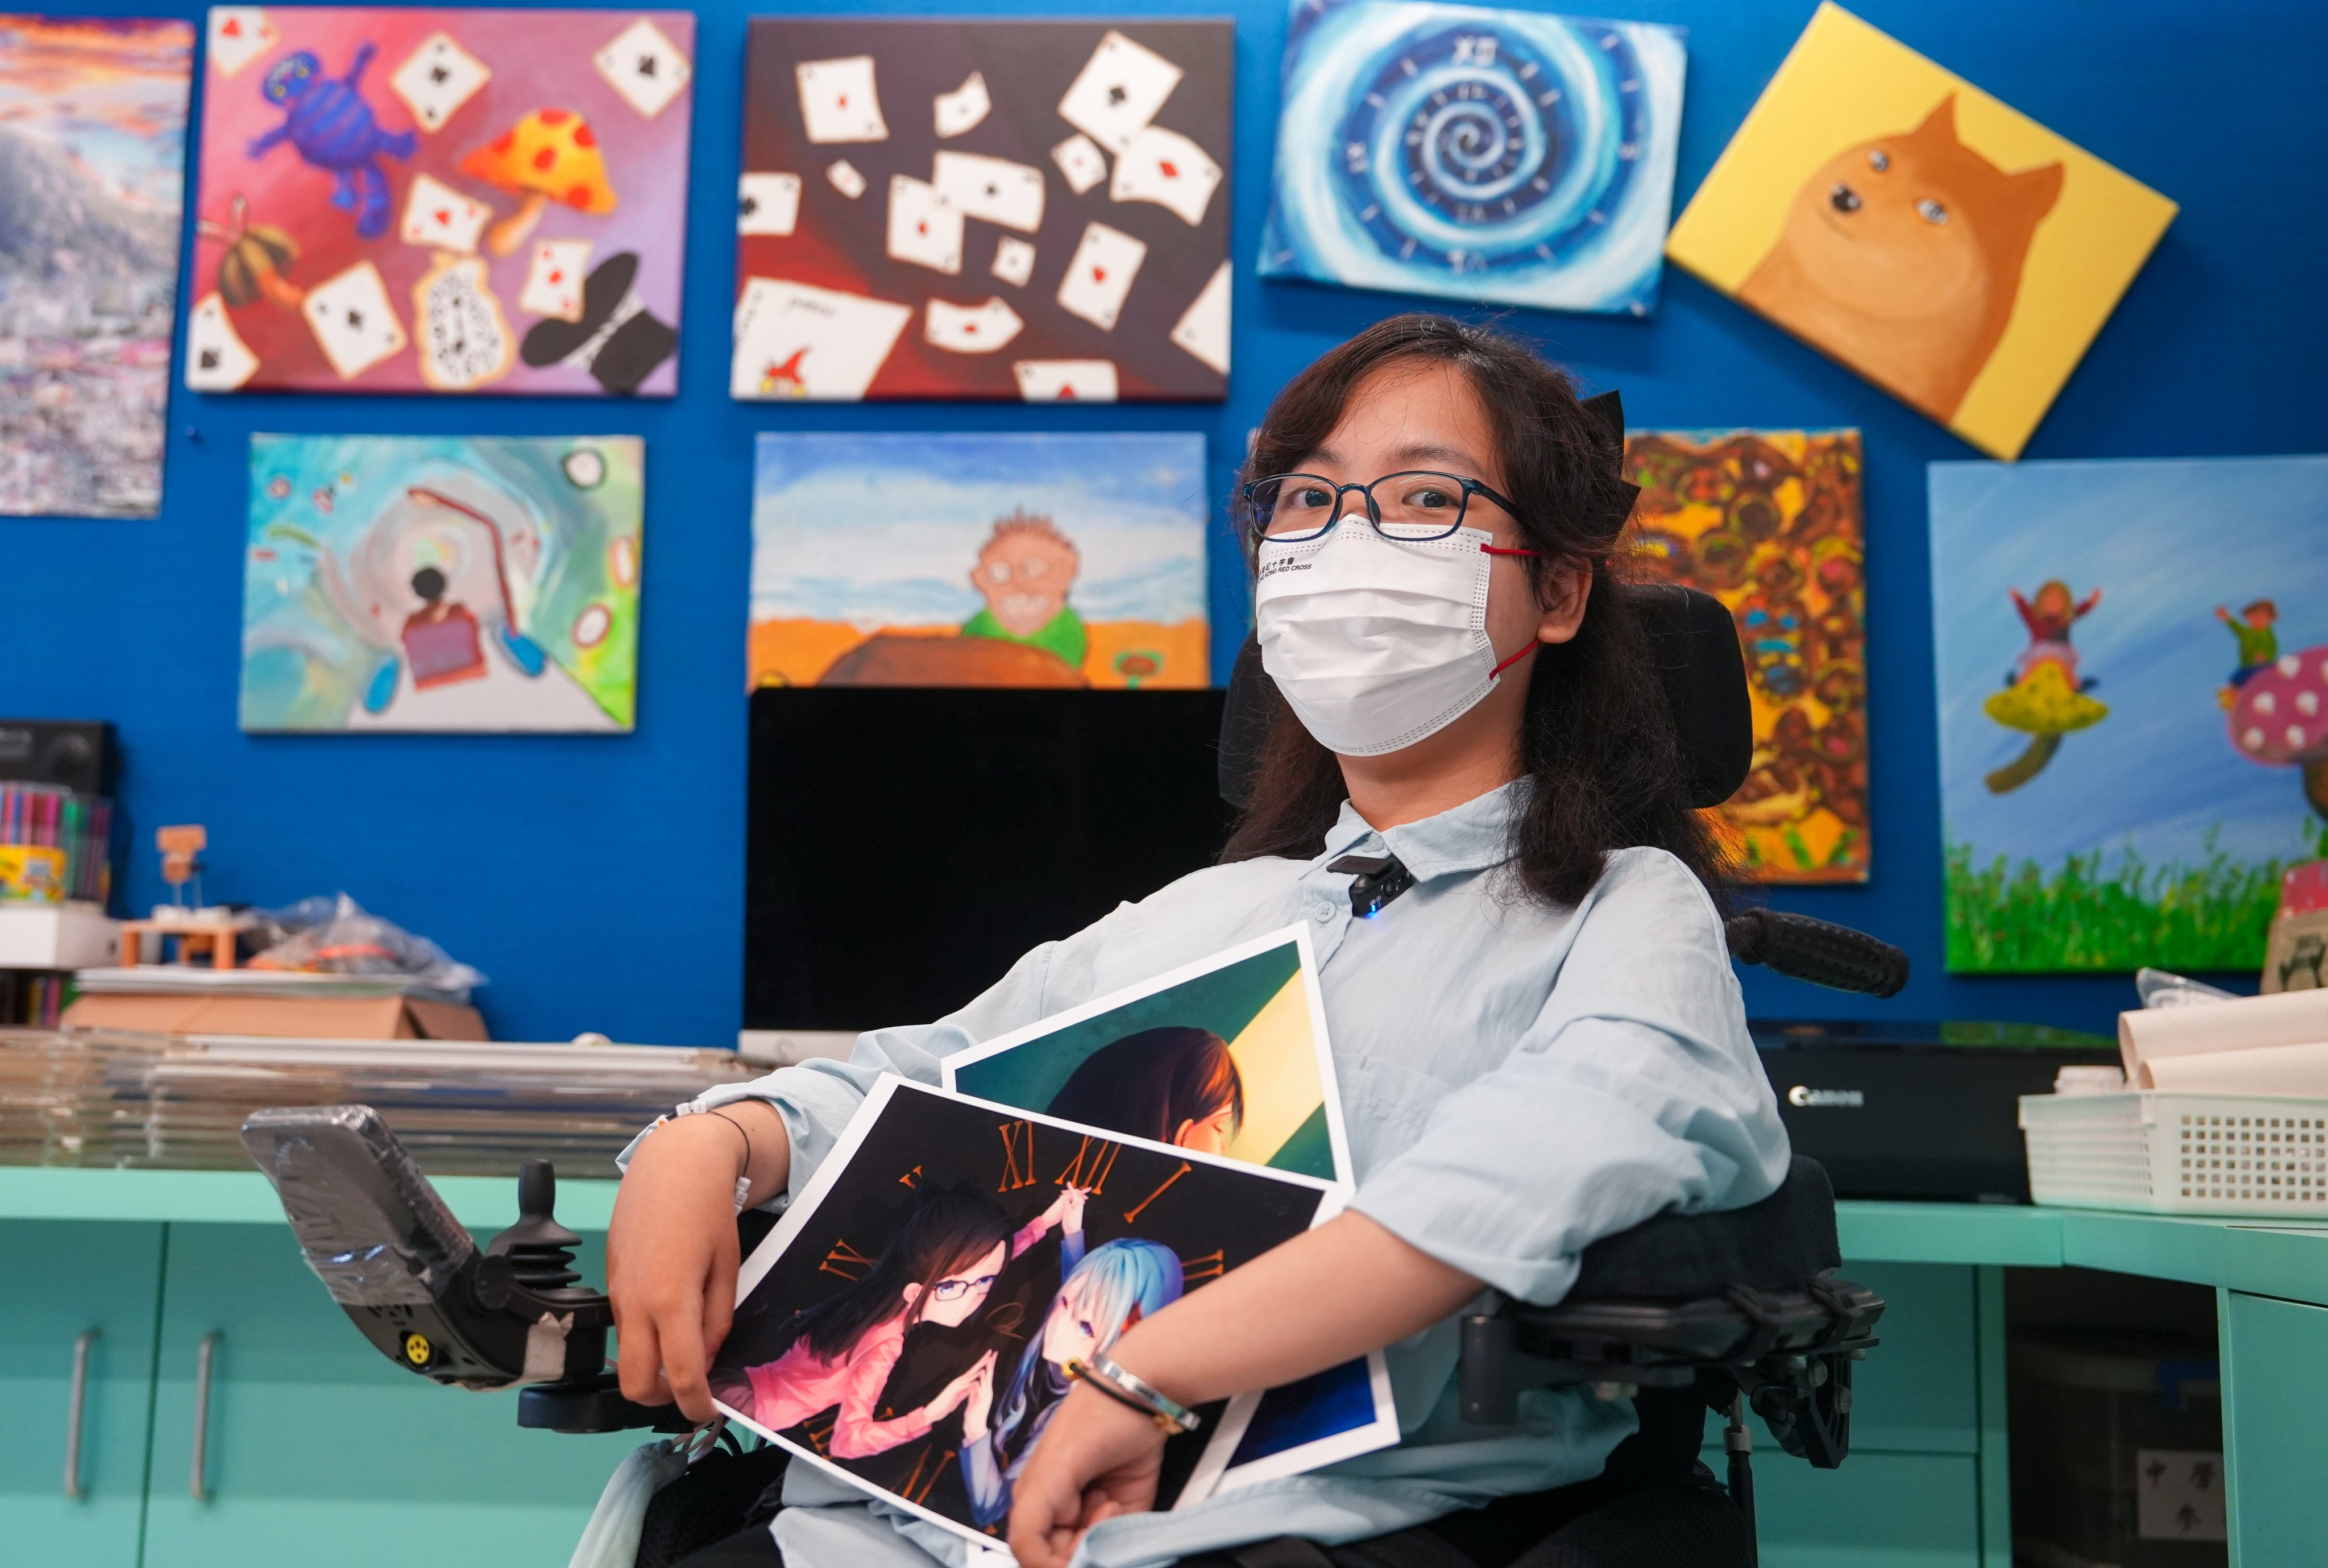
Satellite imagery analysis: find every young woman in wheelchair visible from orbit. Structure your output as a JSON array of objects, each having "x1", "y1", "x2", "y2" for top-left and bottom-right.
[{"x1": 609, "y1": 314, "x2": 1791, "y2": 1568}]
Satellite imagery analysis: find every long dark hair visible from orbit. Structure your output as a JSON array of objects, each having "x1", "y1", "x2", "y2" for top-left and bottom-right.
[
  {"x1": 1222, "y1": 314, "x2": 1728, "y2": 907},
  {"x1": 1044, "y1": 1027, "x2": 1244, "y2": 1146},
  {"x1": 775, "y1": 1188, "x2": 1016, "y2": 1362}
]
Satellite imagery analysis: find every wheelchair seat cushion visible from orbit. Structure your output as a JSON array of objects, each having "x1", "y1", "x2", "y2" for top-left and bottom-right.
[{"x1": 1568, "y1": 1156, "x2": 1840, "y2": 1300}]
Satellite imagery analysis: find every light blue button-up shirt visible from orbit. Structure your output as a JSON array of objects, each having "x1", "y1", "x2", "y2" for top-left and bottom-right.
[{"x1": 650, "y1": 781, "x2": 1789, "y2": 1568}]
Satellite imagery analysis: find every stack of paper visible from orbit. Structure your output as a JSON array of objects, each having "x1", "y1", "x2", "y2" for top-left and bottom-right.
[
  {"x1": 0, "y1": 1027, "x2": 756, "y2": 1177},
  {"x1": 2119, "y1": 990, "x2": 2328, "y2": 1094}
]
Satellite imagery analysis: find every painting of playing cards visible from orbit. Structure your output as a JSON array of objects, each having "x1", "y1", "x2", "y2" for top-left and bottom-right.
[
  {"x1": 1931, "y1": 455, "x2": 2328, "y2": 973},
  {"x1": 1625, "y1": 430, "x2": 1869, "y2": 883},
  {"x1": 0, "y1": 16, "x2": 191, "y2": 518},
  {"x1": 750, "y1": 433, "x2": 1209, "y2": 690},
  {"x1": 1260, "y1": 1, "x2": 1686, "y2": 318},
  {"x1": 946, "y1": 926, "x2": 1352, "y2": 1183},
  {"x1": 1663, "y1": 3, "x2": 2175, "y2": 459},
  {"x1": 709, "y1": 1076, "x2": 1396, "y2": 1545},
  {"x1": 241, "y1": 434, "x2": 642, "y2": 731},
  {"x1": 734, "y1": 18, "x2": 1232, "y2": 402},
  {"x1": 189, "y1": 7, "x2": 693, "y2": 395}
]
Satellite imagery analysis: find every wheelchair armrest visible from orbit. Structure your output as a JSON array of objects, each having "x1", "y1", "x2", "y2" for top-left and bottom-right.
[
  {"x1": 1570, "y1": 1156, "x2": 1840, "y2": 1299},
  {"x1": 1458, "y1": 1158, "x2": 1882, "y2": 1470}
]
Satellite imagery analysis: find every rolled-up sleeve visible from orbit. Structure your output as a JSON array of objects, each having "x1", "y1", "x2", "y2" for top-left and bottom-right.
[
  {"x1": 617, "y1": 937, "x2": 1063, "y2": 1203},
  {"x1": 1348, "y1": 849, "x2": 1789, "y2": 1304}
]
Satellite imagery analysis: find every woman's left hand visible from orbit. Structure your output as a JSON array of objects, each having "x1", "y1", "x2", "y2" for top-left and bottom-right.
[{"x1": 1006, "y1": 1384, "x2": 1165, "y2": 1568}]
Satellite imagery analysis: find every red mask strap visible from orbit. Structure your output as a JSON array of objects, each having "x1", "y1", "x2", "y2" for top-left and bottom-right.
[
  {"x1": 1479, "y1": 545, "x2": 1537, "y2": 557},
  {"x1": 1489, "y1": 641, "x2": 1538, "y2": 678}
]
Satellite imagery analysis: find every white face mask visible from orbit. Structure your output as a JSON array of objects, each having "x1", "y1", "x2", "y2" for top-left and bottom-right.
[{"x1": 1255, "y1": 520, "x2": 1533, "y2": 757}]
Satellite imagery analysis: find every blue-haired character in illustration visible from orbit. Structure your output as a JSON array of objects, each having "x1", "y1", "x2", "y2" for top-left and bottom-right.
[
  {"x1": 960, "y1": 1238, "x2": 1185, "y2": 1530},
  {"x1": 248, "y1": 43, "x2": 416, "y2": 239},
  {"x1": 714, "y1": 1184, "x2": 1086, "y2": 1461}
]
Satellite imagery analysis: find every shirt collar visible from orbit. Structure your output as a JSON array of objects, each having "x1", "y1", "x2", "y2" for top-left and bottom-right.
[{"x1": 1321, "y1": 778, "x2": 1528, "y2": 882}]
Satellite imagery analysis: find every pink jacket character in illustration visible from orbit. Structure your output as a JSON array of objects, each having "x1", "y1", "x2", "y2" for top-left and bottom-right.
[{"x1": 721, "y1": 1184, "x2": 1086, "y2": 1460}]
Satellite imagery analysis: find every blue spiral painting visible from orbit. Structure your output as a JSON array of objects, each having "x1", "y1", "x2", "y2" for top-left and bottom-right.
[{"x1": 1260, "y1": 1, "x2": 1687, "y2": 316}]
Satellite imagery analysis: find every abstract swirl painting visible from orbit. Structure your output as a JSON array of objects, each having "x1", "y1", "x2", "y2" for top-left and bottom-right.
[{"x1": 1260, "y1": 0, "x2": 1685, "y2": 316}]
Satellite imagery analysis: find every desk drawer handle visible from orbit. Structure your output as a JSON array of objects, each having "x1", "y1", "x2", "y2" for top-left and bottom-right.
[
  {"x1": 189, "y1": 1332, "x2": 221, "y2": 1503},
  {"x1": 65, "y1": 1329, "x2": 97, "y2": 1499}
]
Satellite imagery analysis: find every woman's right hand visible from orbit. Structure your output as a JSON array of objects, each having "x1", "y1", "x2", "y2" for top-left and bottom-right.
[{"x1": 608, "y1": 1101, "x2": 790, "y2": 1424}]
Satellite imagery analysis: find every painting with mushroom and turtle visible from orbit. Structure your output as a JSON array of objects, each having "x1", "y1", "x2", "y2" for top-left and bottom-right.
[
  {"x1": 1624, "y1": 430, "x2": 1868, "y2": 884},
  {"x1": 189, "y1": 6, "x2": 693, "y2": 395},
  {"x1": 241, "y1": 435, "x2": 641, "y2": 731},
  {"x1": 1931, "y1": 455, "x2": 2328, "y2": 974},
  {"x1": 749, "y1": 433, "x2": 1208, "y2": 692}
]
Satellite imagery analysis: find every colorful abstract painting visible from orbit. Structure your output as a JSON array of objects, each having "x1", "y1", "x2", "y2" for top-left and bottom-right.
[
  {"x1": 733, "y1": 19, "x2": 1231, "y2": 402},
  {"x1": 0, "y1": 16, "x2": 191, "y2": 517},
  {"x1": 190, "y1": 7, "x2": 692, "y2": 395},
  {"x1": 1665, "y1": 3, "x2": 2174, "y2": 459},
  {"x1": 1625, "y1": 430, "x2": 1868, "y2": 883},
  {"x1": 1931, "y1": 456, "x2": 2328, "y2": 973},
  {"x1": 750, "y1": 433, "x2": 1208, "y2": 690},
  {"x1": 242, "y1": 434, "x2": 642, "y2": 732},
  {"x1": 1259, "y1": 1, "x2": 1685, "y2": 317}
]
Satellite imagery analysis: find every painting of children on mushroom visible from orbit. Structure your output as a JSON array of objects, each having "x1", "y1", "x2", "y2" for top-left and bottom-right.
[
  {"x1": 733, "y1": 18, "x2": 1233, "y2": 402},
  {"x1": 1624, "y1": 430, "x2": 1867, "y2": 884},
  {"x1": 1662, "y1": 3, "x2": 2175, "y2": 460},
  {"x1": 749, "y1": 433, "x2": 1209, "y2": 691},
  {"x1": 1930, "y1": 455, "x2": 2328, "y2": 974},
  {"x1": 190, "y1": 7, "x2": 692, "y2": 395}
]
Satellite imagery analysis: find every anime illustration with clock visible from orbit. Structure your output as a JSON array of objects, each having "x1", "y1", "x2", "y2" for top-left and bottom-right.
[{"x1": 708, "y1": 1076, "x2": 1397, "y2": 1545}]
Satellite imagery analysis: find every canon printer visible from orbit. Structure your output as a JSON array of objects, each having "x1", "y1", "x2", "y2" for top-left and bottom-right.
[{"x1": 1753, "y1": 1019, "x2": 2120, "y2": 1203}]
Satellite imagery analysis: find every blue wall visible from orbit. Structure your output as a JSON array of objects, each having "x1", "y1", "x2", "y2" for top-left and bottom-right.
[{"x1": 7, "y1": 0, "x2": 2322, "y2": 1045}]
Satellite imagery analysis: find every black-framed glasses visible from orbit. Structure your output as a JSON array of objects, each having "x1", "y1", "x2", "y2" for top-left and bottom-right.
[
  {"x1": 1240, "y1": 472, "x2": 1521, "y2": 544},
  {"x1": 929, "y1": 1272, "x2": 999, "y2": 1301}
]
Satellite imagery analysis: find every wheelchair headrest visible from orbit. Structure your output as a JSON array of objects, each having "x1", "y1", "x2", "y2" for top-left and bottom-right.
[{"x1": 1218, "y1": 582, "x2": 1753, "y2": 811}]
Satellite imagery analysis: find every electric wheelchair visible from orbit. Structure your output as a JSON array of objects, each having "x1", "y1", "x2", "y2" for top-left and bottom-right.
[{"x1": 242, "y1": 584, "x2": 1907, "y2": 1567}]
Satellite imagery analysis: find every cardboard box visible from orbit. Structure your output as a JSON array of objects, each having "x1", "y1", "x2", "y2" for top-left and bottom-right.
[{"x1": 62, "y1": 991, "x2": 487, "y2": 1040}]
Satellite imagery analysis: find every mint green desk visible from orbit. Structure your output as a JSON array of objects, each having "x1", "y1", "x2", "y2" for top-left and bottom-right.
[{"x1": 5, "y1": 1172, "x2": 2323, "y2": 1567}]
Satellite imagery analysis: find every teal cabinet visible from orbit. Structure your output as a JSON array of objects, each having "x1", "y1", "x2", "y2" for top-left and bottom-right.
[
  {"x1": 1753, "y1": 1453, "x2": 1982, "y2": 1568},
  {"x1": 0, "y1": 1220, "x2": 166, "y2": 1565},
  {"x1": 2220, "y1": 1289, "x2": 2328, "y2": 1568},
  {"x1": 1711, "y1": 1260, "x2": 1996, "y2": 1568},
  {"x1": 139, "y1": 1223, "x2": 638, "y2": 1568}
]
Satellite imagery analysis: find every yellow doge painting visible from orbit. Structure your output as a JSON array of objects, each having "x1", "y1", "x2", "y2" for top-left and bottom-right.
[{"x1": 1665, "y1": 4, "x2": 2175, "y2": 459}]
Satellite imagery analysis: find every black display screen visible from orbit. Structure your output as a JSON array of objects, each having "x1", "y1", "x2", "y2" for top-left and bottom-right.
[{"x1": 745, "y1": 687, "x2": 1233, "y2": 1031}]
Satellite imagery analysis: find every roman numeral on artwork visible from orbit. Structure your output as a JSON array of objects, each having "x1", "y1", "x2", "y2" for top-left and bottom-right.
[
  {"x1": 899, "y1": 1443, "x2": 957, "y2": 1505},
  {"x1": 802, "y1": 1411, "x2": 838, "y2": 1455},
  {"x1": 899, "y1": 1164, "x2": 922, "y2": 1187},
  {"x1": 999, "y1": 1120, "x2": 1038, "y2": 1190},
  {"x1": 1053, "y1": 1134, "x2": 1121, "y2": 1195},
  {"x1": 1122, "y1": 1160, "x2": 1192, "y2": 1224},
  {"x1": 1180, "y1": 1248, "x2": 1226, "y2": 1284},
  {"x1": 820, "y1": 1237, "x2": 876, "y2": 1279}
]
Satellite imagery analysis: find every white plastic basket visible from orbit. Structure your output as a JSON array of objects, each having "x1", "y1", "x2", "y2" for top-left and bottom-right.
[{"x1": 2019, "y1": 1090, "x2": 2328, "y2": 1216}]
